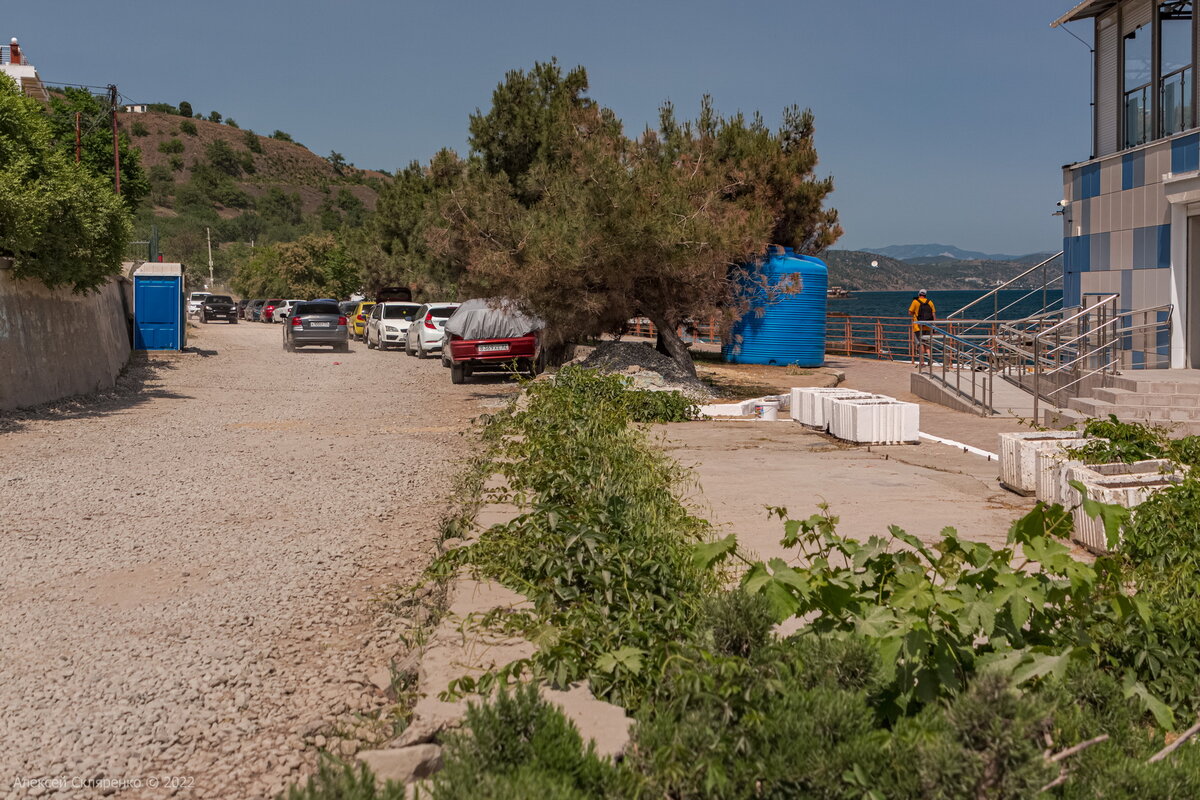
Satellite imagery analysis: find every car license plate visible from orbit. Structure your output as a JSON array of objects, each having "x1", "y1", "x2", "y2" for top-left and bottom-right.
[
  {"x1": 310, "y1": 321, "x2": 331, "y2": 328},
  {"x1": 477, "y1": 343, "x2": 509, "y2": 352}
]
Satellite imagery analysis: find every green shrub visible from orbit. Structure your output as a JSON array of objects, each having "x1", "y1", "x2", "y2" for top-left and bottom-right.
[
  {"x1": 272, "y1": 129, "x2": 295, "y2": 142},
  {"x1": 702, "y1": 589, "x2": 773, "y2": 658},
  {"x1": 285, "y1": 759, "x2": 406, "y2": 799},
  {"x1": 130, "y1": 120, "x2": 149, "y2": 137},
  {"x1": 1072, "y1": 415, "x2": 1169, "y2": 464},
  {"x1": 157, "y1": 138, "x2": 184, "y2": 154},
  {"x1": 180, "y1": 119, "x2": 197, "y2": 136},
  {"x1": 429, "y1": 685, "x2": 627, "y2": 800},
  {"x1": 168, "y1": 154, "x2": 184, "y2": 172},
  {"x1": 438, "y1": 367, "x2": 714, "y2": 706},
  {"x1": 225, "y1": 117, "x2": 239, "y2": 128},
  {"x1": 244, "y1": 129, "x2": 263, "y2": 154}
]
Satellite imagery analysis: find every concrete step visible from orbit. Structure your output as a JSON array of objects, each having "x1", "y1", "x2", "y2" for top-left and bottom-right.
[
  {"x1": 1092, "y1": 387, "x2": 1142, "y2": 405},
  {"x1": 1111, "y1": 376, "x2": 1200, "y2": 394},
  {"x1": 1067, "y1": 396, "x2": 1115, "y2": 416}
]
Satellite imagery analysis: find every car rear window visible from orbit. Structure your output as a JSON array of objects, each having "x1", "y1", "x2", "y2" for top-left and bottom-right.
[
  {"x1": 383, "y1": 304, "x2": 421, "y2": 320},
  {"x1": 296, "y1": 302, "x2": 340, "y2": 315},
  {"x1": 428, "y1": 306, "x2": 457, "y2": 319}
]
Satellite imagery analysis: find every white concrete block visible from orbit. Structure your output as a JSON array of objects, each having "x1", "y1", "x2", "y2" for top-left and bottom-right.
[
  {"x1": 998, "y1": 431, "x2": 1092, "y2": 496},
  {"x1": 827, "y1": 398, "x2": 920, "y2": 444},
  {"x1": 791, "y1": 388, "x2": 871, "y2": 427},
  {"x1": 1067, "y1": 462, "x2": 1185, "y2": 553}
]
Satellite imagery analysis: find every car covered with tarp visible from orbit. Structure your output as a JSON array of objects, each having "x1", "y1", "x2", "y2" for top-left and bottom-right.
[{"x1": 442, "y1": 298, "x2": 545, "y2": 384}]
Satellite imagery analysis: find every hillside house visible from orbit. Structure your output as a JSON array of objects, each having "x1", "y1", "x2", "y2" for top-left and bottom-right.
[{"x1": 0, "y1": 37, "x2": 48, "y2": 102}]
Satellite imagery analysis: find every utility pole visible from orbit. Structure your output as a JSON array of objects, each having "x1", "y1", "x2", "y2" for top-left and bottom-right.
[
  {"x1": 206, "y1": 227, "x2": 214, "y2": 289},
  {"x1": 108, "y1": 85, "x2": 120, "y2": 196}
]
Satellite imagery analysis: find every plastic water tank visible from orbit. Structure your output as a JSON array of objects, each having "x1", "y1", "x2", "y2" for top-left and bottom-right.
[{"x1": 723, "y1": 248, "x2": 827, "y2": 366}]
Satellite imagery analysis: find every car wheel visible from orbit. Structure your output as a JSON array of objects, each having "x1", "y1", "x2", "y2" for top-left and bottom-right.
[
  {"x1": 338, "y1": 341, "x2": 350, "y2": 353},
  {"x1": 405, "y1": 338, "x2": 415, "y2": 356},
  {"x1": 283, "y1": 339, "x2": 293, "y2": 352},
  {"x1": 231, "y1": 318, "x2": 238, "y2": 325},
  {"x1": 417, "y1": 340, "x2": 430, "y2": 359},
  {"x1": 366, "y1": 332, "x2": 375, "y2": 349},
  {"x1": 450, "y1": 363, "x2": 466, "y2": 384},
  {"x1": 378, "y1": 337, "x2": 388, "y2": 351},
  {"x1": 201, "y1": 315, "x2": 208, "y2": 324}
]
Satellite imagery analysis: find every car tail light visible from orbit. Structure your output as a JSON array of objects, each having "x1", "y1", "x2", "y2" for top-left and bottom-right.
[
  {"x1": 291, "y1": 316, "x2": 302, "y2": 326},
  {"x1": 338, "y1": 316, "x2": 348, "y2": 325},
  {"x1": 424, "y1": 313, "x2": 436, "y2": 330}
]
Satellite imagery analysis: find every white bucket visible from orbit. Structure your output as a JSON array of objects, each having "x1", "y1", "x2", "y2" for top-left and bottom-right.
[{"x1": 754, "y1": 400, "x2": 779, "y2": 421}]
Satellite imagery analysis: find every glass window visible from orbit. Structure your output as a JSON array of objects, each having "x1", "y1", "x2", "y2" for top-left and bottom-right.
[
  {"x1": 1126, "y1": 24, "x2": 1154, "y2": 147},
  {"x1": 295, "y1": 302, "x2": 339, "y2": 315},
  {"x1": 1161, "y1": 2, "x2": 1194, "y2": 136},
  {"x1": 382, "y1": 303, "x2": 421, "y2": 320}
]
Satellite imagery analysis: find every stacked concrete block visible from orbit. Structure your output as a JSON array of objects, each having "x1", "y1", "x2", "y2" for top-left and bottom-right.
[
  {"x1": 827, "y1": 397, "x2": 920, "y2": 445},
  {"x1": 791, "y1": 388, "x2": 870, "y2": 427},
  {"x1": 1066, "y1": 461, "x2": 1185, "y2": 554},
  {"x1": 998, "y1": 431, "x2": 1092, "y2": 496},
  {"x1": 1034, "y1": 448, "x2": 1086, "y2": 507}
]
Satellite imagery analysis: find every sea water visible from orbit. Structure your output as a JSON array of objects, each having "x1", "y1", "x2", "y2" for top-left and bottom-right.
[{"x1": 828, "y1": 289, "x2": 1062, "y2": 320}]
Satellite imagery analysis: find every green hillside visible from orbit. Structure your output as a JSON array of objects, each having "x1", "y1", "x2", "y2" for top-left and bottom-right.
[
  {"x1": 823, "y1": 249, "x2": 1060, "y2": 291},
  {"x1": 118, "y1": 107, "x2": 388, "y2": 283}
]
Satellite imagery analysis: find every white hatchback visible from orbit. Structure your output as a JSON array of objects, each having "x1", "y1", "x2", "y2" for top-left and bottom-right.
[
  {"x1": 404, "y1": 303, "x2": 460, "y2": 358},
  {"x1": 365, "y1": 302, "x2": 422, "y2": 351},
  {"x1": 272, "y1": 299, "x2": 306, "y2": 322}
]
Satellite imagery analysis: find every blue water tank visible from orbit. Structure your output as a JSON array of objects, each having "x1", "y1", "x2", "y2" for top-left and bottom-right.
[{"x1": 723, "y1": 248, "x2": 827, "y2": 366}]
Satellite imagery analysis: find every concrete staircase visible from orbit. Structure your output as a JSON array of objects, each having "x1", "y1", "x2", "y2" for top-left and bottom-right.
[{"x1": 1051, "y1": 370, "x2": 1200, "y2": 435}]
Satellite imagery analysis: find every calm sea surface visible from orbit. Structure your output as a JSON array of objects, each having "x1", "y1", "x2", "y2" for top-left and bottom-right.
[{"x1": 827, "y1": 289, "x2": 1063, "y2": 320}]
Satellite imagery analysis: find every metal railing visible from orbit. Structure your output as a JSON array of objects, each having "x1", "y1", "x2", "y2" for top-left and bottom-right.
[
  {"x1": 945, "y1": 251, "x2": 1064, "y2": 321},
  {"x1": 918, "y1": 292, "x2": 1174, "y2": 417},
  {"x1": 915, "y1": 322, "x2": 998, "y2": 411}
]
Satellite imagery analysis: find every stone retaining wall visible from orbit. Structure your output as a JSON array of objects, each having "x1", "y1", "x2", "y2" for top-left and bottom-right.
[{"x1": 0, "y1": 266, "x2": 132, "y2": 410}]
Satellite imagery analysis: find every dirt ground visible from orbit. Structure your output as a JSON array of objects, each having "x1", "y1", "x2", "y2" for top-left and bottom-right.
[{"x1": 0, "y1": 320, "x2": 519, "y2": 799}]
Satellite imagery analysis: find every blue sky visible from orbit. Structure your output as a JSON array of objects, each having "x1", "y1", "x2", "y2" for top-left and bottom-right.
[{"x1": 9, "y1": 1, "x2": 1091, "y2": 255}]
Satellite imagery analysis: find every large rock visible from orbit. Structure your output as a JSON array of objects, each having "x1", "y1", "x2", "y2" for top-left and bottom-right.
[{"x1": 358, "y1": 744, "x2": 444, "y2": 784}]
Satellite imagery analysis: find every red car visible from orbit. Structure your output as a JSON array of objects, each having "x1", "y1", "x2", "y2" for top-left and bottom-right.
[
  {"x1": 442, "y1": 299, "x2": 544, "y2": 384},
  {"x1": 261, "y1": 299, "x2": 283, "y2": 323}
]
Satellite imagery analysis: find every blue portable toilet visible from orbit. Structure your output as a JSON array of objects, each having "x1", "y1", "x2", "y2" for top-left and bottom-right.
[
  {"x1": 724, "y1": 247, "x2": 827, "y2": 367},
  {"x1": 133, "y1": 262, "x2": 186, "y2": 350}
]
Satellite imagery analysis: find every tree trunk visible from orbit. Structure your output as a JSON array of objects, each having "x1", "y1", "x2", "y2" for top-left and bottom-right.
[{"x1": 648, "y1": 313, "x2": 696, "y2": 377}]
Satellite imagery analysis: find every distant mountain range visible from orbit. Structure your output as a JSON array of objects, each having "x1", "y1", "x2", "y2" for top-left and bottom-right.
[
  {"x1": 822, "y1": 248, "x2": 1062, "y2": 292},
  {"x1": 858, "y1": 243, "x2": 1057, "y2": 263}
]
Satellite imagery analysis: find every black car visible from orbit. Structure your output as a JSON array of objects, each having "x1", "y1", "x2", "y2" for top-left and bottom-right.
[
  {"x1": 283, "y1": 300, "x2": 349, "y2": 352},
  {"x1": 200, "y1": 295, "x2": 238, "y2": 324}
]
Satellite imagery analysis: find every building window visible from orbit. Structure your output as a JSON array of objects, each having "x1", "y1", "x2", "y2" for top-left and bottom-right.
[
  {"x1": 1125, "y1": 23, "x2": 1153, "y2": 146},
  {"x1": 1160, "y1": 1, "x2": 1194, "y2": 136}
]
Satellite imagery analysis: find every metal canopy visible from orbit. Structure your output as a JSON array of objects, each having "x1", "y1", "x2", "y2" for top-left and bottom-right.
[{"x1": 1051, "y1": 0, "x2": 1121, "y2": 27}]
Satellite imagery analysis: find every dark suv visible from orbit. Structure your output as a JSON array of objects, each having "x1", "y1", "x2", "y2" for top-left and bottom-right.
[{"x1": 200, "y1": 295, "x2": 238, "y2": 324}]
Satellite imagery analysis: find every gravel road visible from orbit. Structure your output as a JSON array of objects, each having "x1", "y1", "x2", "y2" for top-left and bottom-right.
[{"x1": 0, "y1": 320, "x2": 515, "y2": 799}]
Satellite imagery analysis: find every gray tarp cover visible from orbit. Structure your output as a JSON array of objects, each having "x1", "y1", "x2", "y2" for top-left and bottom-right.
[{"x1": 443, "y1": 298, "x2": 544, "y2": 340}]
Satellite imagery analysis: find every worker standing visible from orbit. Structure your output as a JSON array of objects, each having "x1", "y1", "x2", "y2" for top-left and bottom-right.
[{"x1": 909, "y1": 289, "x2": 935, "y2": 364}]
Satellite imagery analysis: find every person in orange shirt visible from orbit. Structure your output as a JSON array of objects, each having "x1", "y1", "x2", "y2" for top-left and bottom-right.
[{"x1": 908, "y1": 289, "x2": 935, "y2": 363}]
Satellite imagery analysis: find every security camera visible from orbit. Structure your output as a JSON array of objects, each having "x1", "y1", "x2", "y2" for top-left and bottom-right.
[{"x1": 1057, "y1": 199, "x2": 1069, "y2": 207}]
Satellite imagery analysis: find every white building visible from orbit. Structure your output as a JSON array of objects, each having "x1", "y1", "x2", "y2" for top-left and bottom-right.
[{"x1": 0, "y1": 38, "x2": 48, "y2": 103}]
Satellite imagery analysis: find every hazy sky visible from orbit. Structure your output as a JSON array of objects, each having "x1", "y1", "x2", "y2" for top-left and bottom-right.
[{"x1": 8, "y1": 1, "x2": 1092, "y2": 254}]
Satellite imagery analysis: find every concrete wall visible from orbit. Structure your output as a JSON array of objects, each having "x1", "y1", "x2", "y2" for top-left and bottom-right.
[{"x1": 0, "y1": 266, "x2": 132, "y2": 410}]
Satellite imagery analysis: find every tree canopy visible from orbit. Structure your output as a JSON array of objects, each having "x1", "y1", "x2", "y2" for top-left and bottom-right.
[
  {"x1": 0, "y1": 76, "x2": 131, "y2": 292},
  {"x1": 377, "y1": 60, "x2": 842, "y2": 372},
  {"x1": 46, "y1": 86, "x2": 148, "y2": 211},
  {"x1": 230, "y1": 234, "x2": 360, "y2": 299}
]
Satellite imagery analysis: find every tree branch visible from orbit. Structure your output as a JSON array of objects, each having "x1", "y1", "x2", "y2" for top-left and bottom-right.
[{"x1": 1149, "y1": 718, "x2": 1200, "y2": 763}]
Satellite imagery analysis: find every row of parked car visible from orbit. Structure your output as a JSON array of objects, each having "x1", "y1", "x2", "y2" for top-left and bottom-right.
[{"x1": 188, "y1": 289, "x2": 544, "y2": 383}]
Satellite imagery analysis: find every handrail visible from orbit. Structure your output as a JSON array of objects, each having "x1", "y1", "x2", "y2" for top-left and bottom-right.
[
  {"x1": 945, "y1": 251, "x2": 1064, "y2": 319},
  {"x1": 1036, "y1": 293, "x2": 1119, "y2": 337}
]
